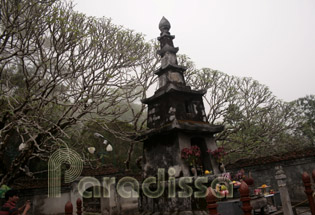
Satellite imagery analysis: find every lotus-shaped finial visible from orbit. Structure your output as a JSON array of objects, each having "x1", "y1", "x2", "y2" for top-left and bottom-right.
[{"x1": 159, "y1": 16, "x2": 171, "y2": 34}]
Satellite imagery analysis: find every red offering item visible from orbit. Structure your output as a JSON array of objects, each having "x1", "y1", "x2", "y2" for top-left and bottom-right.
[{"x1": 254, "y1": 189, "x2": 261, "y2": 195}]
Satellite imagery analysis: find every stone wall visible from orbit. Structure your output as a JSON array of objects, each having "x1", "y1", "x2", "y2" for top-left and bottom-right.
[
  {"x1": 0, "y1": 176, "x2": 138, "y2": 215},
  {"x1": 226, "y1": 155, "x2": 315, "y2": 202},
  {"x1": 12, "y1": 184, "x2": 80, "y2": 215}
]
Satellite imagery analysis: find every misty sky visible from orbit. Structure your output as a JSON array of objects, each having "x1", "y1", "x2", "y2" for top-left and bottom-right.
[{"x1": 73, "y1": 0, "x2": 315, "y2": 102}]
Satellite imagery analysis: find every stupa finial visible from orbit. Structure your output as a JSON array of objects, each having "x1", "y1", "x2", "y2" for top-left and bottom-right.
[{"x1": 159, "y1": 16, "x2": 171, "y2": 36}]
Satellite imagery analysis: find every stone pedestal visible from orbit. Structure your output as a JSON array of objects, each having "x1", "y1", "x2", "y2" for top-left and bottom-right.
[
  {"x1": 138, "y1": 175, "x2": 217, "y2": 215},
  {"x1": 275, "y1": 166, "x2": 294, "y2": 215}
]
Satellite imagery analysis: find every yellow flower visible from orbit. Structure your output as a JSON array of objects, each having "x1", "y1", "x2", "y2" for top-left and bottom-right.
[
  {"x1": 205, "y1": 170, "x2": 212, "y2": 175},
  {"x1": 221, "y1": 185, "x2": 227, "y2": 190}
]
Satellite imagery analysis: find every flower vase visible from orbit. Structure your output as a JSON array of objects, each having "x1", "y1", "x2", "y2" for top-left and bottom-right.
[
  {"x1": 219, "y1": 162, "x2": 225, "y2": 173},
  {"x1": 190, "y1": 166, "x2": 197, "y2": 177}
]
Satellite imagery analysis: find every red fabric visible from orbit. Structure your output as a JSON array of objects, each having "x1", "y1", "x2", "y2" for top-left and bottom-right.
[{"x1": 0, "y1": 201, "x2": 19, "y2": 215}]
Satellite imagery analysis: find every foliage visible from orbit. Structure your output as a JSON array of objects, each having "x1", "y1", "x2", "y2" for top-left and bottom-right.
[
  {"x1": 292, "y1": 95, "x2": 315, "y2": 146},
  {"x1": 68, "y1": 120, "x2": 143, "y2": 172},
  {"x1": 186, "y1": 67, "x2": 305, "y2": 163},
  {"x1": 0, "y1": 0, "x2": 154, "y2": 186}
]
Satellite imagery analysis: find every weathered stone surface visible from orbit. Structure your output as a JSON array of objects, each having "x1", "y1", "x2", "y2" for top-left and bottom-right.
[
  {"x1": 159, "y1": 17, "x2": 171, "y2": 36},
  {"x1": 226, "y1": 156, "x2": 315, "y2": 202},
  {"x1": 139, "y1": 17, "x2": 223, "y2": 214},
  {"x1": 275, "y1": 166, "x2": 294, "y2": 215}
]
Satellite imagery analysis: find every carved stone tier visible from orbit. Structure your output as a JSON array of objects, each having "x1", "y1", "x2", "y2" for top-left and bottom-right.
[{"x1": 139, "y1": 17, "x2": 224, "y2": 215}]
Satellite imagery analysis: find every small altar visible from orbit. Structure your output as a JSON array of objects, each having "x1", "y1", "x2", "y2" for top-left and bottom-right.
[{"x1": 216, "y1": 192, "x2": 281, "y2": 215}]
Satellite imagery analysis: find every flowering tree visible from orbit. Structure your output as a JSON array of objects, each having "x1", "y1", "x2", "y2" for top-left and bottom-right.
[
  {"x1": 0, "y1": 0, "x2": 155, "y2": 186},
  {"x1": 185, "y1": 67, "x2": 301, "y2": 163}
]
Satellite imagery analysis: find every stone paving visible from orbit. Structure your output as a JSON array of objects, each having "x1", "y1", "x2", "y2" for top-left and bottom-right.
[{"x1": 295, "y1": 207, "x2": 312, "y2": 215}]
